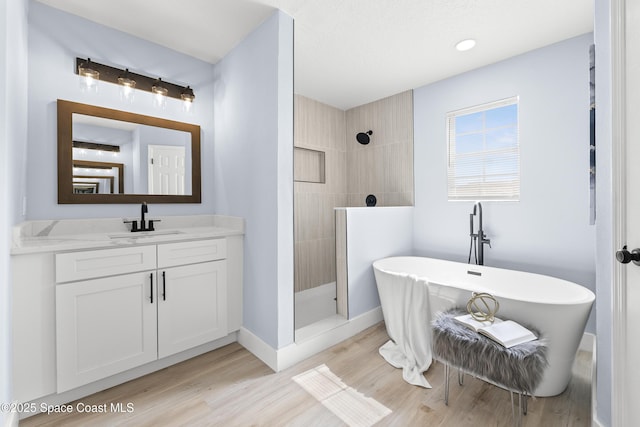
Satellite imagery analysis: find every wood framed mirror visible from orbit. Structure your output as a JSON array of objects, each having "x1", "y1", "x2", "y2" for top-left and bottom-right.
[{"x1": 57, "y1": 99, "x2": 201, "y2": 204}]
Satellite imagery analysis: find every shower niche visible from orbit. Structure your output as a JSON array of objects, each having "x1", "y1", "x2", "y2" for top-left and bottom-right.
[{"x1": 294, "y1": 147, "x2": 325, "y2": 183}]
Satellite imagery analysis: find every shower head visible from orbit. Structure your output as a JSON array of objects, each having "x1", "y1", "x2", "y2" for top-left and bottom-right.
[{"x1": 356, "y1": 130, "x2": 373, "y2": 145}]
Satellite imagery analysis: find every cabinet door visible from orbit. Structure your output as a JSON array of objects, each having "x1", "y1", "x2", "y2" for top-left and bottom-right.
[
  {"x1": 157, "y1": 261, "x2": 227, "y2": 358},
  {"x1": 56, "y1": 271, "x2": 158, "y2": 392}
]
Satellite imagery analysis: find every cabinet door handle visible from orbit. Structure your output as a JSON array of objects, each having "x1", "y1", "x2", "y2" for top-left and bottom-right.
[
  {"x1": 150, "y1": 272, "x2": 154, "y2": 304},
  {"x1": 162, "y1": 271, "x2": 166, "y2": 301}
]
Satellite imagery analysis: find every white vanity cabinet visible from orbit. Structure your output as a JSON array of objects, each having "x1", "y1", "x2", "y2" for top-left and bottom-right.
[
  {"x1": 56, "y1": 270, "x2": 159, "y2": 392},
  {"x1": 156, "y1": 240, "x2": 227, "y2": 358},
  {"x1": 55, "y1": 239, "x2": 228, "y2": 393}
]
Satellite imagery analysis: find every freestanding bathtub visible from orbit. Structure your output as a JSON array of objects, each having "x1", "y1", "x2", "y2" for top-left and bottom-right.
[{"x1": 373, "y1": 256, "x2": 595, "y2": 397}]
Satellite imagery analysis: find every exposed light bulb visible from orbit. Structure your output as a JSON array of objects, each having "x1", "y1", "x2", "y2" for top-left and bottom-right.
[
  {"x1": 153, "y1": 92, "x2": 167, "y2": 109},
  {"x1": 78, "y1": 59, "x2": 99, "y2": 93},
  {"x1": 180, "y1": 85, "x2": 194, "y2": 113},
  {"x1": 182, "y1": 99, "x2": 194, "y2": 113},
  {"x1": 118, "y1": 69, "x2": 136, "y2": 103},
  {"x1": 152, "y1": 79, "x2": 168, "y2": 109},
  {"x1": 120, "y1": 84, "x2": 135, "y2": 103},
  {"x1": 455, "y1": 39, "x2": 476, "y2": 52}
]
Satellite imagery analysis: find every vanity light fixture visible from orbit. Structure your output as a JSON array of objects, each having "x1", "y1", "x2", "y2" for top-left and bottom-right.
[
  {"x1": 151, "y1": 78, "x2": 169, "y2": 96},
  {"x1": 117, "y1": 69, "x2": 136, "y2": 88},
  {"x1": 181, "y1": 86, "x2": 195, "y2": 102},
  {"x1": 455, "y1": 39, "x2": 476, "y2": 52},
  {"x1": 77, "y1": 58, "x2": 100, "y2": 92},
  {"x1": 152, "y1": 78, "x2": 168, "y2": 109},
  {"x1": 181, "y1": 86, "x2": 195, "y2": 112},
  {"x1": 72, "y1": 141, "x2": 120, "y2": 153},
  {"x1": 74, "y1": 57, "x2": 196, "y2": 105},
  {"x1": 117, "y1": 69, "x2": 136, "y2": 103}
]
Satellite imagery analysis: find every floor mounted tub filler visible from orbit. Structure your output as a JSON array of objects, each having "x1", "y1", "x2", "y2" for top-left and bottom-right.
[{"x1": 372, "y1": 256, "x2": 595, "y2": 397}]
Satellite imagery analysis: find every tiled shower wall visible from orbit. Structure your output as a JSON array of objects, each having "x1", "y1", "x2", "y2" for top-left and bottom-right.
[
  {"x1": 346, "y1": 90, "x2": 414, "y2": 207},
  {"x1": 294, "y1": 91, "x2": 414, "y2": 294},
  {"x1": 294, "y1": 95, "x2": 346, "y2": 293}
]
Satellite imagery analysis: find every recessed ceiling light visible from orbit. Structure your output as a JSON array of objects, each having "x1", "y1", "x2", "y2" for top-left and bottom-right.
[{"x1": 456, "y1": 39, "x2": 476, "y2": 52}]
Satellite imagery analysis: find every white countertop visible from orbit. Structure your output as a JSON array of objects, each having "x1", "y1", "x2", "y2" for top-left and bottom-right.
[{"x1": 11, "y1": 215, "x2": 244, "y2": 255}]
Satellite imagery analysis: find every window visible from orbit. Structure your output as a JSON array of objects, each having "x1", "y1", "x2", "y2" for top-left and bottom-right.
[{"x1": 447, "y1": 97, "x2": 519, "y2": 201}]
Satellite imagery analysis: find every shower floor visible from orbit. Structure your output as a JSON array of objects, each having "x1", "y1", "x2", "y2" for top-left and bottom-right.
[{"x1": 294, "y1": 282, "x2": 338, "y2": 329}]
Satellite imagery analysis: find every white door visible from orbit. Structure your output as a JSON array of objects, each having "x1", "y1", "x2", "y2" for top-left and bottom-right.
[
  {"x1": 148, "y1": 145, "x2": 186, "y2": 195},
  {"x1": 614, "y1": 0, "x2": 640, "y2": 424}
]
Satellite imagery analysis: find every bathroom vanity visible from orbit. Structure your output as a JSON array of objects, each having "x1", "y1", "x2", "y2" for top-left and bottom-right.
[{"x1": 11, "y1": 215, "x2": 243, "y2": 409}]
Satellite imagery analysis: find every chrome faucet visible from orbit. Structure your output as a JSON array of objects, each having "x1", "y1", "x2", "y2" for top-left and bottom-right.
[{"x1": 470, "y1": 202, "x2": 491, "y2": 265}]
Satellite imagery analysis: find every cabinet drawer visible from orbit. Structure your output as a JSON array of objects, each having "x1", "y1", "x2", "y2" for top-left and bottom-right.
[
  {"x1": 56, "y1": 246, "x2": 157, "y2": 283},
  {"x1": 158, "y1": 239, "x2": 226, "y2": 268}
]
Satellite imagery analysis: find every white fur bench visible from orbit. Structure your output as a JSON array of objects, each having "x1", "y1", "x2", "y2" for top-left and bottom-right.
[{"x1": 431, "y1": 309, "x2": 548, "y2": 426}]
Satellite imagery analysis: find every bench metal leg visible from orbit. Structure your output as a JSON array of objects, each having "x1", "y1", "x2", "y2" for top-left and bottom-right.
[
  {"x1": 444, "y1": 363, "x2": 528, "y2": 427},
  {"x1": 517, "y1": 392, "x2": 522, "y2": 427},
  {"x1": 509, "y1": 391, "x2": 524, "y2": 427},
  {"x1": 444, "y1": 364, "x2": 450, "y2": 405}
]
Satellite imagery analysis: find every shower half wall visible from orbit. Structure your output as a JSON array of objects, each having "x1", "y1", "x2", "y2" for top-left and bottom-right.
[{"x1": 294, "y1": 91, "x2": 414, "y2": 331}]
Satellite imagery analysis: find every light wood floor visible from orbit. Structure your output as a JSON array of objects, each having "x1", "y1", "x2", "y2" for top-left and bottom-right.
[{"x1": 21, "y1": 323, "x2": 591, "y2": 426}]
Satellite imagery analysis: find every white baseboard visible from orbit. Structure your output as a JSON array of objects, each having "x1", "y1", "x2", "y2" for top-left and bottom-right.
[
  {"x1": 4, "y1": 405, "x2": 19, "y2": 427},
  {"x1": 587, "y1": 332, "x2": 600, "y2": 427},
  {"x1": 577, "y1": 331, "x2": 600, "y2": 427},
  {"x1": 239, "y1": 306, "x2": 383, "y2": 372},
  {"x1": 237, "y1": 327, "x2": 279, "y2": 371},
  {"x1": 592, "y1": 415, "x2": 604, "y2": 427},
  {"x1": 579, "y1": 331, "x2": 595, "y2": 352}
]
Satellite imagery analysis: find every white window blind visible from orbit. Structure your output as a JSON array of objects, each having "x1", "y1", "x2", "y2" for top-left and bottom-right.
[{"x1": 447, "y1": 97, "x2": 520, "y2": 201}]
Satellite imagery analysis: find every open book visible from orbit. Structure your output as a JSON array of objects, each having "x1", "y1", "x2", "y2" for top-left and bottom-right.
[{"x1": 454, "y1": 313, "x2": 538, "y2": 348}]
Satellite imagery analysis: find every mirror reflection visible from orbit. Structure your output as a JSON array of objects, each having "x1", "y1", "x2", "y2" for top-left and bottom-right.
[
  {"x1": 71, "y1": 114, "x2": 192, "y2": 195},
  {"x1": 72, "y1": 159, "x2": 123, "y2": 194},
  {"x1": 57, "y1": 99, "x2": 201, "y2": 204}
]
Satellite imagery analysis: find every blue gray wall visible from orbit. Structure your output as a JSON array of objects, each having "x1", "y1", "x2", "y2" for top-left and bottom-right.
[
  {"x1": 27, "y1": 1, "x2": 215, "y2": 219},
  {"x1": 1, "y1": 0, "x2": 29, "y2": 422},
  {"x1": 213, "y1": 11, "x2": 295, "y2": 349},
  {"x1": 413, "y1": 34, "x2": 596, "y2": 334}
]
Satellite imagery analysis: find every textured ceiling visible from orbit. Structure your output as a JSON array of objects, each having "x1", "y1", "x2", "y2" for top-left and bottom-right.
[{"x1": 37, "y1": 0, "x2": 593, "y2": 110}]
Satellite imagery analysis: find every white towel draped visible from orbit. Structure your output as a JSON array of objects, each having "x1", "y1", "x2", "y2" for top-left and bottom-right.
[{"x1": 376, "y1": 272, "x2": 432, "y2": 388}]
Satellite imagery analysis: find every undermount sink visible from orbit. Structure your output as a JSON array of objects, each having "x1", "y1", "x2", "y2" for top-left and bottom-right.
[{"x1": 108, "y1": 230, "x2": 185, "y2": 239}]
